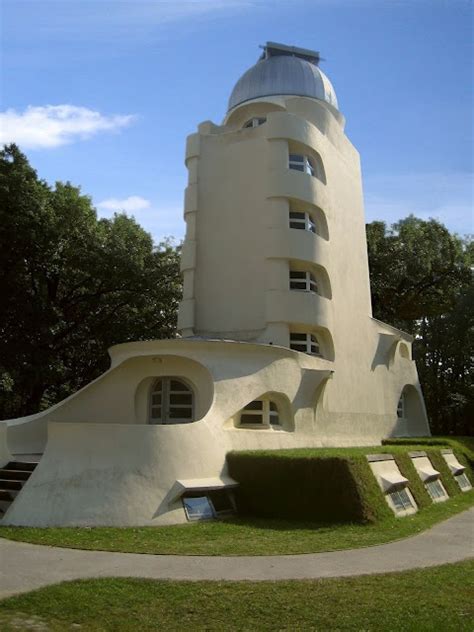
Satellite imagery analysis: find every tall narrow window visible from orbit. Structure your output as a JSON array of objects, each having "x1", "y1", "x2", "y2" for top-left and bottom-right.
[
  {"x1": 289, "y1": 211, "x2": 316, "y2": 234},
  {"x1": 397, "y1": 394, "x2": 405, "y2": 419},
  {"x1": 289, "y1": 270, "x2": 318, "y2": 293},
  {"x1": 150, "y1": 378, "x2": 194, "y2": 424},
  {"x1": 290, "y1": 333, "x2": 321, "y2": 356},
  {"x1": 289, "y1": 153, "x2": 315, "y2": 176}
]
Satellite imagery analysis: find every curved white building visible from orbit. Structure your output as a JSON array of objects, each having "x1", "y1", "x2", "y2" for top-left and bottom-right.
[{"x1": 0, "y1": 43, "x2": 429, "y2": 526}]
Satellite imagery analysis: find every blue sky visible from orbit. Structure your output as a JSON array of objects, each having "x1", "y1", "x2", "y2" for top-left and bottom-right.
[{"x1": 1, "y1": 0, "x2": 472, "y2": 243}]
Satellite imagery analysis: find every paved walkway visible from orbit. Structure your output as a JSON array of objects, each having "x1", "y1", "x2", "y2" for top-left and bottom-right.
[{"x1": 1, "y1": 508, "x2": 473, "y2": 599}]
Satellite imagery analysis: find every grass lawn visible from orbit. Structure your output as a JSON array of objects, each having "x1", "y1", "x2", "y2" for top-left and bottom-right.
[
  {"x1": 0, "y1": 490, "x2": 472, "y2": 556},
  {"x1": 0, "y1": 561, "x2": 472, "y2": 631}
]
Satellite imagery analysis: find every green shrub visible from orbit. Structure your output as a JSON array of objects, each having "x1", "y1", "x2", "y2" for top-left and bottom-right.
[
  {"x1": 227, "y1": 444, "x2": 473, "y2": 525},
  {"x1": 227, "y1": 451, "x2": 390, "y2": 524}
]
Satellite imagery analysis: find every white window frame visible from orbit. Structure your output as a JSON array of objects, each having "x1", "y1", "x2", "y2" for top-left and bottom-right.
[
  {"x1": 289, "y1": 270, "x2": 318, "y2": 293},
  {"x1": 289, "y1": 211, "x2": 316, "y2": 234},
  {"x1": 149, "y1": 377, "x2": 194, "y2": 424},
  {"x1": 243, "y1": 117, "x2": 266, "y2": 129},
  {"x1": 455, "y1": 472, "x2": 471, "y2": 490},
  {"x1": 289, "y1": 153, "x2": 315, "y2": 176},
  {"x1": 290, "y1": 332, "x2": 321, "y2": 356},
  {"x1": 389, "y1": 487, "x2": 414, "y2": 512},
  {"x1": 425, "y1": 479, "x2": 447, "y2": 501},
  {"x1": 238, "y1": 398, "x2": 281, "y2": 429}
]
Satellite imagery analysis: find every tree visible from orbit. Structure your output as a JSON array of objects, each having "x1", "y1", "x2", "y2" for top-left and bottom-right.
[
  {"x1": 366, "y1": 216, "x2": 473, "y2": 435},
  {"x1": 0, "y1": 145, "x2": 182, "y2": 418}
]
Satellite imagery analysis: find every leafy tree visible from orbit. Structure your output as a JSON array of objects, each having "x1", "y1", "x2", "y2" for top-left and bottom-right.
[
  {"x1": 367, "y1": 216, "x2": 473, "y2": 435},
  {"x1": 0, "y1": 144, "x2": 182, "y2": 418}
]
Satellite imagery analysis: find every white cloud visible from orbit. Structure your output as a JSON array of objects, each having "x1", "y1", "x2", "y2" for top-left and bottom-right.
[
  {"x1": 97, "y1": 196, "x2": 151, "y2": 213},
  {"x1": 0, "y1": 105, "x2": 135, "y2": 149}
]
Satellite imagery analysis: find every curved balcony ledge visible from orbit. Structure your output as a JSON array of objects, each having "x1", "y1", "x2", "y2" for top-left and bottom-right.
[
  {"x1": 265, "y1": 228, "x2": 330, "y2": 270},
  {"x1": 267, "y1": 169, "x2": 331, "y2": 210},
  {"x1": 266, "y1": 111, "x2": 329, "y2": 156},
  {"x1": 180, "y1": 240, "x2": 196, "y2": 272},
  {"x1": 185, "y1": 133, "x2": 200, "y2": 165},
  {"x1": 265, "y1": 289, "x2": 331, "y2": 331}
]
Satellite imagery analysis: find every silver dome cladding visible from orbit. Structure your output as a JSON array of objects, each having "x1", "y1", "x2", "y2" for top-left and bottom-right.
[{"x1": 228, "y1": 43, "x2": 338, "y2": 112}]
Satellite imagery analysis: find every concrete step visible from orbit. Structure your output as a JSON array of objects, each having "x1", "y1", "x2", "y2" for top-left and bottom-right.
[
  {"x1": 6, "y1": 461, "x2": 37, "y2": 472},
  {"x1": 0, "y1": 480, "x2": 23, "y2": 491},
  {"x1": 0, "y1": 490, "x2": 16, "y2": 501},
  {"x1": 0, "y1": 469, "x2": 31, "y2": 481}
]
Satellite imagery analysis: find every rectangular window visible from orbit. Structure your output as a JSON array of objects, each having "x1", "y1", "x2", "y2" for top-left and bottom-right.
[
  {"x1": 182, "y1": 495, "x2": 214, "y2": 521},
  {"x1": 389, "y1": 487, "x2": 414, "y2": 512},
  {"x1": 289, "y1": 270, "x2": 318, "y2": 293},
  {"x1": 290, "y1": 332, "x2": 321, "y2": 356},
  {"x1": 455, "y1": 473, "x2": 471, "y2": 490},
  {"x1": 425, "y1": 479, "x2": 446, "y2": 500}
]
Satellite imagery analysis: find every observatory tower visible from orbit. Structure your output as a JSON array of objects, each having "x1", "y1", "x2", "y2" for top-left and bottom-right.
[{"x1": 1, "y1": 43, "x2": 430, "y2": 528}]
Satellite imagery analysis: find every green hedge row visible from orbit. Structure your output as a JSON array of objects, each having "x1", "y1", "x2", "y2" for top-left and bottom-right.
[
  {"x1": 227, "y1": 451, "x2": 391, "y2": 524},
  {"x1": 227, "y1": 444, "x2": 473, "y2": 524}
]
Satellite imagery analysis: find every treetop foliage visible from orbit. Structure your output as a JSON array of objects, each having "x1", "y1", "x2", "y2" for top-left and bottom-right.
[{"x1": 0, "y1": 144, "x2": 181, "y2": 417}]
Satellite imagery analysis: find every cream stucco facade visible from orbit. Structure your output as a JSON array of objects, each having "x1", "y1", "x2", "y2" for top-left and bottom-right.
[{"x1": 0, "y1": 42, "x2": 429, "y2": 526}]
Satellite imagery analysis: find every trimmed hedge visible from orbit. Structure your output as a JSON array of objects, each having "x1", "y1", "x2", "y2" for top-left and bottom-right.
[
  {"x1": 382, "y1": 437, "x2": 474, "y2": 467},
  {"x1": 227, "y1": 444, "x2": 474, "y2": 525},
  {"x1": 227, "y1": 451, "x2": 391, "y2": 524}
]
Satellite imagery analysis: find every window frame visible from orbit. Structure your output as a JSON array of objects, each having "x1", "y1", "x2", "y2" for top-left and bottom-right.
[
  {"x1": 289, "y1": 332, "x2": 322, "y2": 357},
  {"x1": 238, "y1": 398, "x2": 281, "y2": 429},
  {"x1": 289, "y1": 270, "x2": 318, "y2": 294},
  {"x1": 389, "y1": 487, "x2": 414, "y2": 512},
  {"x1": 289, "y1": 153, "x2": 315, "y2": 176},
  {"x1": 289, "y1": 211, "x2": 317, "y2": 234},
  {"x1": 243, "y1": 117, "x2": 267, "y2": 129},
  {"x1": 425, "y1": 479, "x2": 447, "y2": 501},
  {"x1": 149, "y1": 377, "x2": 194, "y2": 425},
  {"x1": 455, "y1": 472, "x2": 471, "y2": 490},
  {"x1": 182, "y1": 490, "x2": 236, "y2": 521}
]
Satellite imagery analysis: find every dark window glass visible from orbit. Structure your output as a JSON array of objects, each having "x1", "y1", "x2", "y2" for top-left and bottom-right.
[
  {"x1": 244, "y1": 400, "x2": 264, "y2": 411},
  {"x1": 209, "y1": 490, "x2": 234, "y2": 513},
  {"x1": 170, "y1": 380, "x2": 190, "y2": 391},
  {"x1": 169, "y1": 407, "x2": 193, "y2": 419},
  {"x1": 240, "y1": 414, "x2": 264, "y2": 425},
  {"x1": 291, "y1": 333, "x2": 307, "y2": 341},
  {"x1": 169, "y1": 393, "x2": 193, "y2": 406}
]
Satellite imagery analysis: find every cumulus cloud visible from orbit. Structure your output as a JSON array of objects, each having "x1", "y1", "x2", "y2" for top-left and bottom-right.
[
  {"x1": 96, "y1": 196, "x2": 151, "y2": 213},
  {"x1": 0, "y1": 105, "x2": 135, "y2": 149}
]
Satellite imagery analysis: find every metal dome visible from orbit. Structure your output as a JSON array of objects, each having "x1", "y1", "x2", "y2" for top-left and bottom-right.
[{"x1": 228, "y1": 42, "x2": 338, "y2": 112}]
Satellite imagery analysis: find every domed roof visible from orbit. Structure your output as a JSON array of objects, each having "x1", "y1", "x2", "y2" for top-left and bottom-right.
[{"x1": 228, "y1": 42, "x2": 338, "y2": 112}]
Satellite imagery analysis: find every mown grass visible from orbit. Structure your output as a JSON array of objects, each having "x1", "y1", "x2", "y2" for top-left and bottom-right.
[
  {"x1": 0, "y1": 490, "x2": 472, "y2": 556},
  {"x1": 0, "y1": 561, "x2": 473, "y2": 631}
]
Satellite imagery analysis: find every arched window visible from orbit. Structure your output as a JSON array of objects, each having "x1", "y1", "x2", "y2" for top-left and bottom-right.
[
  {"x1": 243, "y1": 117, "x2": 266, "y2": 128},
  {"x1": 149, "y1": 377, "x2": 194, "y2": 424},
  {"x1": 238, "y1": 398, "x2": 281, "y2": 428},
  {"x1": 289, "y1": 269, "x2": 318, "y2": 293},
  {"x1": 290, "y1": 332, "x2": 321, "y2": 357}
]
